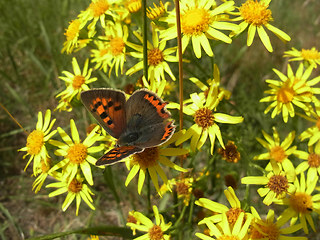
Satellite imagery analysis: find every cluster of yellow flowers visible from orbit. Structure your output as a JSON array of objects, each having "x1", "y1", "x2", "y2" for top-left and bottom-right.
[{"x1": 19, "y1": 0, "x2": 320, "y2": 239}]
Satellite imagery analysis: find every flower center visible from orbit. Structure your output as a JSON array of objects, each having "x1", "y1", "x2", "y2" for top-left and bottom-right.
[
  {"x1": 226, "y1": 208, "x2": 245, "y2": 225},
  {"x1": 99, "y1": 48, "x2": 108, "y2": 57},
  {"x1": 269, "y1": 146, "x2": 286, "y2": 163},
  {"x1": 194, "y1": 108, "x2": 215, "y2": 128},
  {"x1": 276, "y1": 85, "x2": 295, "y2": 103},
  {"x1": 27, "y1": 130, "x2": 44, "y2": 155},
  {"x1": 217, "y1": 236, "x2": 239, "y2": 240},
  {"x1": 301, "y1": 48, "x2": 320, "y2": 60},
  {"x1": 40, "y1": 158, "x2": 52, "y2": 173},
  {"x1": 218, "y1": 141, "x2": 240, "y2": 163},
  {"x1": 132, "y1": 147, "x2": 159, "y2": 168},
  {"x1": 250, "y1": 221, "x2": 280, "y2": 240},
  {"x1": 110, "y1": 37, "x2": 125, "y2": 56},
  {"x1": 267, "y1": 175, "x2": 289, "y2": 196},
  {"x1": 176, "y1": 181, "x2": 190, "y2": 195},
  {"x1": 289, "y1": 192, "x2": 312, "y2": 214},
  {"x1": 68, "y1": 178, "x2": 83, "y2": 193},
  {"x1": 89, "y1": 0, "x2": 110, "y2": 17},
  {"x1": 149, "y1": 225, "x2": 163, "y2": 240},
  {"x1": 147, "y1": 1, "x2": 166, "y2": 20},
  {"x1": 308, "y1": 153, "x2": 320, "y2": 168},
  {"x1": 65, "y1": 19, "x2": 80, "y2": 41},
  {"x1": 148, "y1": 48, "x2": 164, "y2": 66},
  {"x1": 72, "y1": 75, "x2": 85, "y2": 89},
  {"x1": 126, "y1": 0, "x2": 141, "y2": 13},
  {"x1": 239, "y1": 0, "x2": 272, "y2": 26},
  {"x1": 181, "y1": 8, "x2": 211, "y2": 36},
  {"x1": 67, "y1": 143, "x2": 88, "y2": 164},
  {"x1": 127, "y1": 214, "x2": 137, "y2": 224}
]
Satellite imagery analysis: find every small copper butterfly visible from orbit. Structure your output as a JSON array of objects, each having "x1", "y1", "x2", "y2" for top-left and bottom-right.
[{"x1": 81, "y1": 88, "x2": 175, "y2": 166}]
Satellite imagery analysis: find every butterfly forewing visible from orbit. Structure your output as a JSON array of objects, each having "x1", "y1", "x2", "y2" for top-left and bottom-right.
[
  {"x1": 81, "y1": 89, "x2": 126, "y2": 139},
  {"x1": 96, "y1": 146, "x2": 143, "y2": 165}
]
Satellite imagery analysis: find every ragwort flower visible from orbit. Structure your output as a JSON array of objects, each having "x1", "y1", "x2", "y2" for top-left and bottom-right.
[
  {"x1": 241, "y1": 165, "x2": 296, "y2": 206},
  {"x1": 299, "y1": 99, "x2": 320, "y2": 149},
  {"x1": 126, "y1": 24, "x2": 177, "y2": 82},
  {"x1": 91, "y1": 21, "x2": 128, "y2": 76},
  {"x1": 56, "y1": 57, "x2": 97, "y2": 106},
  {"x1": 126, "y1": 205, "x2": 172, "y2": 240},
  {"x1": 125, "y1": 131, "x2": 188, "y2": 195},
  {"x1": 61, "y1": 19, "x2": 88, "y2": 54},
  {"x1": 47, "y1": 173, "x2": 95, "y2": 216},
  {"x1": 260, "y1": 63, "x2": 320, "y2": 122},
  {"x1": 295, "y1": 145, "x2": 320, "y2": 186},
  {"x1": 160, "y1": 0, "x2": 239, "y2": 58},
  {"x1": 176, "y1": 85, "x2": 243, "y2": 154},
  {"x1": 230, "y1": 0, "x2": 291, "y2": 52},
  {"x1": 284, "y1": 47, "x2": 320, "y2": 68},
  {"x1": 249, "y1": 206, "x2": 307, "y2": 240},
  {"x1": 49, "y1": 119, "x2": 104, "y2": 186},
  {"x1": 196, "y1": 212, "x2": 253, "y2": 240},
  {"x1": 254, "y1": 127, "x2": 297, "y2": 172},
  {"x1": 196, "y1": 187, "x2": 248, "y2": 226},
  {"x1": 274, "y1": 173, "x2": 320, "y2": 234},
  {"x1": 19, "y1": 109, "x2": 57, "y2": 174}
]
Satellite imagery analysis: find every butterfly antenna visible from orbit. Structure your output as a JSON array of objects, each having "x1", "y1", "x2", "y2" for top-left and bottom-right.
[{"x1": 0, "y1": 102, "x2": 28, "y2": 134}]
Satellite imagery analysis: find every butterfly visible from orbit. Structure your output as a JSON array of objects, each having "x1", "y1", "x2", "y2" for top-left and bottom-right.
[{"x1": 81, "y1": 88, "x2": 175, "y2": 166}]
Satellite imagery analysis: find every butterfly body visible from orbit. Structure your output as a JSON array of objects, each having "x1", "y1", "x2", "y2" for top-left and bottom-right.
[{"x1": 81, "y1": 88, "x2": 175, "y2": 165}]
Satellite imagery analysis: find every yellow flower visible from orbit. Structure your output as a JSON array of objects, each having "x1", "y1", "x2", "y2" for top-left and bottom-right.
[
  {"x1": 126, "y1": 205, "x2": 172, "y2": 240},
  {"x1": 196, "y1": 212, "x2": 253, "y2": 240},
  {"x1": 125, "y1": 0, "x2": 141, "y2": 13},
  {"x1": 79, "y1": 0, "x2": 117, "y2": 37},
  {"x1": 196, "y1": 187, "x2": 247, "y2": 226},
  {"x1": 274, "y1": 173, "x2": 320, "y2": 234},
  {"x1": 294, "y1": 145, "x2": 320, "y2": 186},
  {"x1": 125, "y1": 131, "x2": 188, "y2": 195},
  {"x1": 49, "y1": 119, "x2": 104, "y2": 186},
  {"x1": 47, "y1": 174, "x2": 95, "y2": 216},
  {"x1": 126, "y1": 24, "x2": 177, "y2": 82},
  {"x1": 19, "y1": 109, "x2": 57, "y2": 174},
  {"x1": 56, "y1": 58, "x2": 97, "y2": 106},
  {"x1": 241, "y1": 165, "x2": 296, "y2": 206},
  {"x1": 32, "y1": 157, "x2": 57, "y2": 193},
  {"x1": 176, "y1": 85, "x2": 243, "y2": 154},
  {"x1": 260, "y1": 63, "x2": 320, "y2": 122},
  {"x1": 160, "y1": 0, "x2": 239, "y2": 58},
  {"x1": 189, "y1": 64, "x2": 231, "y2": 102},
  {"x1": 147, "y1": 1, "x2": 169, "y2": 21},
  {"x1": 299, "y1": 99, "x2": 320, "y2": 149},
  {"x1": 254, "y1": 127, "x2": 297, "y2": 172},
  {"x1": 249, "y1": 206, "x2": 307, "y2": 240},
  {"x1": 174, "y1": 177, "x2": 194, "y2": 206},
  {"x1": 230, "y1": 0, "x2": 291, "y2": 52},
  {"x1": 284, "y1": 47, "x2": 320, "y2": 68},
  {"x1": 61, "y1": 19, "x2": 89, "y2": 54},
  {"x1": 91, "y1": 21, "x2": 128, "y2": 76}
]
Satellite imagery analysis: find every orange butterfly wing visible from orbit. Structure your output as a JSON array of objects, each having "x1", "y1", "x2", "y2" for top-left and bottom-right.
[
  {"x1": 81, "y1": 89, "x2": 126, "y2": 139},
  {"x1": 96, "y1": 146, "x2": 143, "y2": 165}
]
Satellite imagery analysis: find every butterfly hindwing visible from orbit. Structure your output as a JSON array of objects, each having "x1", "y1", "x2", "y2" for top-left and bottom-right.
[
  {"x1": 120, "y1": 89, "x2": 175, "y2": 148},
  {"x1": 81, "y1": 89, "x2": 126, "y2": 139},
  {"x1": 96, "y1": 146, "x2": 143, "y2": 166}
]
